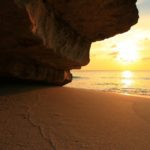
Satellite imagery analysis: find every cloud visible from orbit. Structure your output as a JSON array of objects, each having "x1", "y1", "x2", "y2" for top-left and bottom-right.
[
  {"x1": 142, "y1": 57, "x2": 150, "y2": 61},
  {"x1": 144, "y1": 38, "x2": 149, "y2": 41},
  {"x1": 111, "y1": 44, "x2": 117, "y2": 48},
  {"x1": 108, "y1": 51, "x2": 118, "y2": 58},
  {"x1": 139, "y1": 37, "x2": 150, "y2": 49},
  {"x1": 91, "y1": 54, "x2": 97, "y2": 58}
]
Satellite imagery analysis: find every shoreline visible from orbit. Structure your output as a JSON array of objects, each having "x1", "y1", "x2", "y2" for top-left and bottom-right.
[{"x1": 65, "y1": 86, "x2": 150, "y2": 99}]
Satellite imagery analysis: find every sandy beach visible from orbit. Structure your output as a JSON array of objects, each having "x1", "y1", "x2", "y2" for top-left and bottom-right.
[{"x1": 0, "y1": 85, "x2": 150, "y2": 150}]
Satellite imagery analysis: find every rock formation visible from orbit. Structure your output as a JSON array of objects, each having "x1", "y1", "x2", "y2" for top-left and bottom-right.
[{"x1": 0, "y1": 0, "x2": 138, "y2": 85}]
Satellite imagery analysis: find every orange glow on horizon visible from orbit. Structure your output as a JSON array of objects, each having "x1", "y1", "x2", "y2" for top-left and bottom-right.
[{"x1": 82, "y1": 1, "x2": 150, "y2": 71}]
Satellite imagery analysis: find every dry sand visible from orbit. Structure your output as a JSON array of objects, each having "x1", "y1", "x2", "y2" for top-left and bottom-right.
[{"x1": 0, "y1": 85, "x2": 150, "y2": 150}]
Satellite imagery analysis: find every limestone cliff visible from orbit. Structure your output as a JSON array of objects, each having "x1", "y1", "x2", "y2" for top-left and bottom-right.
[{"x1": 0, "y1": 0, "x2": 138, "y2": 85}]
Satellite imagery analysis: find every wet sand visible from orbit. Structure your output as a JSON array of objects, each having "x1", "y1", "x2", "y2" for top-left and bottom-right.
[{"x1": 0, "y1": 86, "x2": 150, "y2": 150}]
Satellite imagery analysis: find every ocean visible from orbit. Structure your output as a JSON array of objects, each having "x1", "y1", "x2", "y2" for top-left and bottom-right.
[{"x1": 65, "y1": 70, "x2": 150, "y2": 97}]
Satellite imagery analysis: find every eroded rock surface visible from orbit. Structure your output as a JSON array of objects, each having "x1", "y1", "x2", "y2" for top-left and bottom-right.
[{"x1": 0, "y1": 0, "x2": 138, "y2": 85}]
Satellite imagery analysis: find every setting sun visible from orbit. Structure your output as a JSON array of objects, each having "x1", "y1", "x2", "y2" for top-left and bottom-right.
[
  {"x1": 83, "y1": 0, "x2": 150, "y2": 71},
  {"x1": 116, "y1": 41, "x2": 139, "y2": 63}
]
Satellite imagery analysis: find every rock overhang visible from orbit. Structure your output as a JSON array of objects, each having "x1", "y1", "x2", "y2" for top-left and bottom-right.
[{"x1": 0, "y1": 0, "x2": 139, "y2": 85}]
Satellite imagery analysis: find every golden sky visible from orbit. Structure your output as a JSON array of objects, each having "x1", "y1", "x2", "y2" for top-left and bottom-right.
[{"x1": 83, "y1": 0, "x2": 150, "y2": 71}]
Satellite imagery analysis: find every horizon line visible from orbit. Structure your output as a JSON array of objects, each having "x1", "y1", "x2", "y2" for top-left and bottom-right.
[{"x1": 72, "y1": 69, "x2": 150, "y2": 71}]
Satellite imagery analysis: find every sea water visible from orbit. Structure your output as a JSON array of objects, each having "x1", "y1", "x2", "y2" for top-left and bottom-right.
[{"x1": 65, "y1": 70, "x2": 150, "y2": 96}]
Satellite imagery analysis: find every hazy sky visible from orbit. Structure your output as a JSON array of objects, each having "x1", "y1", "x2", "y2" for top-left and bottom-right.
[{"x1": 83, "y1": 0, "x2": 150, "y2": 70}]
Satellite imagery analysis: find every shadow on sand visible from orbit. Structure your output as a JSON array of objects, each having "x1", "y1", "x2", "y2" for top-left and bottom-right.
[{"x1": 0, "y1": 79, "x2": 56, "y2": 96}]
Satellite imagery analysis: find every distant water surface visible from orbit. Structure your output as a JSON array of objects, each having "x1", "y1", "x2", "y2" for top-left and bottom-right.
[{"x1": 65, "y1": 70, "x2": 150, "y2": 97}]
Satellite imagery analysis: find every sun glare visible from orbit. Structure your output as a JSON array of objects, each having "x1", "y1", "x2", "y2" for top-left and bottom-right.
[{"x1": 116, "y1": 41, "x2": 139, "y2": 63}]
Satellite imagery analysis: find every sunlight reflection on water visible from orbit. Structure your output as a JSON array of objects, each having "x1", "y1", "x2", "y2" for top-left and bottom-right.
[
  {"x1": 121, "y1": 71, "x2": 134, "y2": 88},
  {"x1": 66, "y1": 70, "x2": 150, "y2": 96}
]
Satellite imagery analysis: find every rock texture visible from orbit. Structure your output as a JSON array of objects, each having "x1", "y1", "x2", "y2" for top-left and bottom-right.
[{"x1": 0, "y1": 0, "x2": 138, "y2": 85}]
